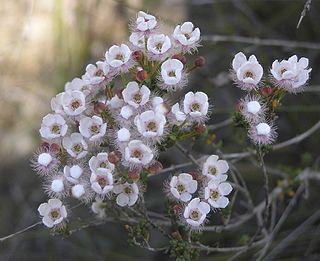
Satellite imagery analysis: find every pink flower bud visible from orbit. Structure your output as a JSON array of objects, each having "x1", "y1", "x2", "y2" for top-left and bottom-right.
[
  {"x1": 128, "y1": 170, "x2": 140, "y2": 181},
  {"x1": 94, "y1": 102, "x2": 106, "y2": 114},
  {"x1": 147, "y1": 161, "x2": 163, "y2": 174},
  {"x1": 172, "y1": 54, "x2": 187, "y2": 64},
  {"x1": 194, "y1": 56, "x2": 205, "y2": 67},
  {"x1": 108, "y1": 151, "x2": 122, "y2": 164}
]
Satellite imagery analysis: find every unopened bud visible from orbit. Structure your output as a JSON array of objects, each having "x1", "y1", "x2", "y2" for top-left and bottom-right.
[
  {"x1": 189, "y1": 171, "x2": 199, "y2": 180},
  {"x1": 40, "y1": 142, "x2": 50, "y2": 150},
  {"x1": 128, "y1": 170, "x2": 140, "y2": 181},
  {"x1": 173, "y1": 204, "x2": 183, "y2": 215},
  {"x1": 94, "y1": 102, "x2": 106, "y2": 114},
  {"x1": 171, "y1": 231, "x2": 182, "y2": 240},
  {"x1": 194, "y1": 56, "x2": 205, "y2": 67},
  {"x1": 147, "y1": 161, "x2": 163, "y2": 174},
  {"x1": 133, "y1": 50, "x2": 143, "y2": 62},
  {"x1": 136, "y1": 69, "x2": 148, "y2": 82},
  {"x1": 261, "y1": 86, "x2": 273, "y2": 96},
  {"x1": 50, "y1": 143, "x2": 60, "y2": 152},
  {"x1": 172, "y1": 54, "x2": 187, "y2": 64},
  {"x1": 195, "y1": 123, "x2": 206, "y2": 134},
  {"x1": 108, "y1": 151, "x2": 122, "y2": 164}
]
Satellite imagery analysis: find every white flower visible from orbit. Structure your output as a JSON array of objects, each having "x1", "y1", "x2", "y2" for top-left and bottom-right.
[
  {"x1": 129, "y1": 32, "x2": 146, "y2": 49},
  {"x1": 64, "y1": 165, "x2": 83, "y2": 184},
  {"x1": 79, "y1": 116, "x2": 107, "y2": 142},
  {"x1": 105, "y1": 44, "x2": 132, "y2": 69},
  {"x1": 122, "y1": 81, "x2": 150, "y2": 108},
  {"x1": 38, "y1": 199, "x2": 67, "y2": 228},
  {"x1": 160, "y1": 59, "x2": 184, "y2": 87},
  {"x1": 232, "y1": 52, "x2": 263, "y2": 90},
  {"x1": 50, "y1": 178, "x2": 65, "y2": 193},
  {"x1": 39, "y1": 113, "x2": 68, "y2": 140},
  {"x1": 62, "y1": 133, "x2": 88, "y2": 159},
  {"x1": 90, "y1": 170, "x2": 114, "y2": 195},
  {"x1": 183, "y1": 198, "x2": 210, "y2": 227},
  {"x1": 147, "y1": 34, "x2": 171, "y2": 58},
  {"x1": 270, "y1": 55, "x2": 312, "y2": 92},
  {"x1": 65, "y1": 78, "x2": 92, "y2": 96},
  {"x1": 204, "y1": 180, "x2": 232, "y2": 208},
  {"x1": 62, "y1": 90, "x2": 86, "y2": 116},
  {"x1": 82, "y1": 61, "x2": 111, "y2": 85},
  {"x1": 91, "y1": 198, "x2": 106, "y2": 218},
  {"x1": 173, "y1": 22, "x2": 200, "y2": 51},
  {"x1": 171, "y1": 103, "x2": 187, "y2": 122},
  {"x1": 239, "y1": 95, "x2": 265, "y2": 123},
  {"x1": 202, "y1": 155, "x2": 229, "y2": 181},
  {"x1": 117, "y1": 128, "x2": 131, "y2": 142},
  {"x1": 249, "y1": 122, "x2": 277, "y2": 145},
  {"x1": 89, "y1": 152, "x2": 115, "y2": 174},
  {"x1": 124, "y1": 140, "x2": 154, "y2": 167},
  {"x1": 38, "y1": 153, "x2": 53, "y2": 167},
  {"x1": 113, "y1": 182, "x2": 139, "y2": 207},
  {"x1": 135, "y1": 11, "x2": 157, "y2": 32},
  {"x1": 169, "y1": 173, "x2": 197, "y2": 202},
  {"x1": 135, "y1": 110, "x2": 166, "y2": 138},
  {"x1": 183, "y1": 91, "x2": 209, "y2": 120},
  {"x1": 51, "y1": 92, "x2": 65, "y2": 114}
]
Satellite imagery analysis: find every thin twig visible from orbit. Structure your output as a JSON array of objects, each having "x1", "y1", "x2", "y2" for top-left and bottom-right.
[
  {"x1": 202, "y1": 34, "x2": 320, "y2": 50},
  {"x1": 297, "y1": 0, "x2": 313, "y2": 29}
]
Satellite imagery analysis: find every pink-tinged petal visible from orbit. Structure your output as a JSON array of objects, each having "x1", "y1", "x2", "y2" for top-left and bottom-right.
[
  {"x1": 199, "y1": 202, "x2": 210, "y2": 214},
  {"x1": 38, "y1": 203, "x2": 49, "y2": 216},
  {"x1": 48, "y1": 199, "x2": 62, "y2": 208},
  {"x1": 170, "y1": 188, "x2": 180, "y2": 199},
  {"x1": 180, "y1": 192, "x2": 192, "y2": 202},
  {"x1": 216, "y1": 196, "x2": 229, "y2": 208},
  {"x1": 219, "y1": 182, "x2": 233, "y2": 195},
  {"x1": 42, "y1": 216, "x2": 54, "y2": 228},
  {"x1": 116, "y1": 193, "x2": 129, "y2": 207}
]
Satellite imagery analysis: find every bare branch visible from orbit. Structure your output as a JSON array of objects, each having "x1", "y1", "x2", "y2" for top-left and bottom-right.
[{"x1": 297, "y1": 0, "x2": 313, "y2": 29}]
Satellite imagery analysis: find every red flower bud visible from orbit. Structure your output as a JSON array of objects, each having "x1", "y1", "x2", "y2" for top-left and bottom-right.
[
  {"x1": 173, "y1": 204, "x2": 183, "y2": 215},
  {"x1": 133, "y1": 50, "x2": 143, "y2": 62},
  {"x1": 50, "y1": 143, "x2": 60, "y2": 152},
  {"x1": 108, "y1": 151, "x2": 122, "y2": 164},
  {"x1": 147, "y1": 161, "x2": 163, "y2": 174},
  {"x1": 94, "y1": 102, "x2": 106, "y2": 114},
  {"x1": 194, "y1": 56, "x2": 205, "y2": 67},
  {"x1": 172, "y1": 54, "x2": 187, "y2": 64},
  {"x1": 128, "y1": 170, "x2": 140, "y2": 181},
  {"x1": 195, "y1": 123, "x2": 206, "y2": 134},
  {"x1": 136, "y1": 69, "x2": 148, "y2": 82},
  {"x1": 188, "y1": 171, "x2": 199, "y2": 180},
  {"x1": 40, "y1": 142, "x2": 50, "y2": 150},
  {"x1": 261, "y1": 86, "x2": 273, "y2": 96}
]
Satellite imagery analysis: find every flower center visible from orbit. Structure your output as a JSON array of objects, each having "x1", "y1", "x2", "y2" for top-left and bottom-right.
[
  {"x1": 124, "y1": 186, "x2": 132, "y2": 195},
  {"x1": 72, "y1": 144, "x2": 82, "y2": 153},
  {"x1": 280, "y1": 68, "x2": 287, "y2": 75},
  {"x1": 95, "y1": 69, "x2": 104, "y2": 77},
  {"x1": 51, "y1": 124, "x2": 61, "y2": 134},
  {"x1": 132, "y1": 149, "x2": 142, "y2": 159},
  {"x1": 50, "y1": 209, "x2": 60, "y2": 220},
  {"x1": 90, "y1": 124, "x2": 100, "y2": 134},
  {"x1": 71, "y1": 100, "x2": 81, "y2": 110},
  {"x1": 146, "y1": 121, "x2": 157, "y2": 131},
  {"x1": 190, "y1": 210, "x2": 200, "y2": 221},
  {"x1": 97, "y1": 177, "x2": 107, "y2": 188},
  {"x1": 133, "y1": 93, "x2": 142, "y2": 104},
  {"x1": 155, "y1": 42, "x2": 163, "y2": 51},
  {"x1": 184, "y1": 33, "x2": 191, "y2": 40},
  {"x1": 168, "y1": 71, "x2": 176, "y2": 77},
  {"x1": 116, "y1": 53, "x2": 124, "y2": 61},
  {"x1": 191, "y1": 103, "x2": 200, "y2": 112},
  {"x1": 100, "y1": 162, "x2": 107, "y2": 168},
  {"x1": 245, "y1": 71, "x2": 254, "y2": 78},
  {"x1": 210, "y1": 190, "x2": 220, "y2": 200},
  {"x1": 176, "y1": 183, "x2": 185, "y2": 193},
  {"x1": 209, "y1": 167, "x2": 217, "y2": 176}
]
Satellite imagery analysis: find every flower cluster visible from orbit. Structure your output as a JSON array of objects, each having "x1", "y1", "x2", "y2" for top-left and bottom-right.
[
  {"x1": 232, "y1": 52, "x2": 312, "y2": 146},
  {"x1": 167, "y1": 155, "x2": 232, "y2": 228},
  {"x1": 32, "y1": 11, "x2": 207, "y2": 229}
]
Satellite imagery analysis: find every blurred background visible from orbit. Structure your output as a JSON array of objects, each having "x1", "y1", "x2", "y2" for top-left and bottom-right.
[{"x1": 0, "y1": 0, "x2": 320, "y2": 260}]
